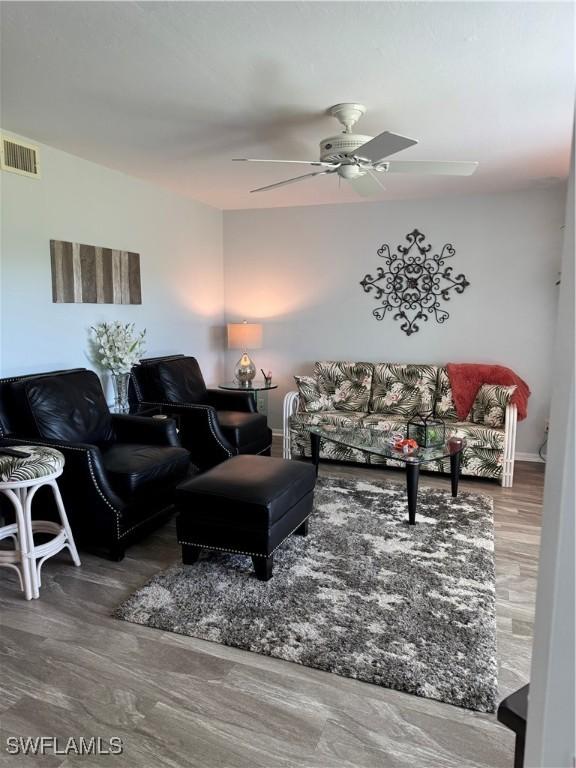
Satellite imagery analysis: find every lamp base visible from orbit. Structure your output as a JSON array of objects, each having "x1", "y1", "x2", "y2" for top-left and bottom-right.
[{"x1": 235, "y1": 352, "x2": 256, "y2": 384}]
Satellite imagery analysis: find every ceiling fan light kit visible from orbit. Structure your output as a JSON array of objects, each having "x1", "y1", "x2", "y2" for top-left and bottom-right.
[{"x1": 233, "y1": 102, "x2": 479, "y2": 196}]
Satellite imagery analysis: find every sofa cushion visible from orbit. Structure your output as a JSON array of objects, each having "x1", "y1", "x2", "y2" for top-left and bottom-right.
[
  {"x1": 369, "y1": 364, "x2": 438, "y2": 417},
  {"x1": 101, "y1": 443, "x2": 190, "y2": 499},
  {"x1": 22, "y1": 370, "x2": 115, "y2": 445},
  {"x1": 294, "y1": 375, "x2": 335, "y2": 413},
  {"x1": 360, "y1": 414, "x2": 409, "y2": 434},
  {"x1": 364, "y1": 414, "x2": 505, "y2": 451},
  {"x1": 290, "y1": 410, "x2": 366, "y2": 431},
  {"x1": 217, "y1": 410, "x2": 269, "y2": 449},
  {"x1": 314, "y1": 362, "x2": 373, "y2": 412},
  {"x1": 469, "y1": 384, "x2": 516, "y2": 428},
  {"x1": 434, "y1": 367, "x2": 459, "y2": 420},
  {"x1": 146, "y1": 357, "x2": 207, "y2": 404},
  {"x1": 444, "y1": 421, "x2": 505, "y2": 451}
]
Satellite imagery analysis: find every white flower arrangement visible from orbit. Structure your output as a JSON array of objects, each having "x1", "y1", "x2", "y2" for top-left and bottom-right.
[{"x1": 91, "y1": 321, "x2": 146, "y2": 375}]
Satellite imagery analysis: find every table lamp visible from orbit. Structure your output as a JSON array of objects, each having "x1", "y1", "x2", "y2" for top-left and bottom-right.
[{"x1": 227, "y1": 321, "x2": 263, "y2": 384}]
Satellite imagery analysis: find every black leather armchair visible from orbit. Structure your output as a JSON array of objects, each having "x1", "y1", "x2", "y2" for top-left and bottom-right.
[
  {"x1": 0, "y1": 368, "x2": 193, "y2": 560},
  {"x1": 130, "y1": 355, "x2": 272, "y2": 471}
]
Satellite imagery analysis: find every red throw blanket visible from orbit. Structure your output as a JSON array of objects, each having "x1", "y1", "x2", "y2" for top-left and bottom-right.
[{"x1": 446, "y1": 363, "x2": 531, "y2": 421}]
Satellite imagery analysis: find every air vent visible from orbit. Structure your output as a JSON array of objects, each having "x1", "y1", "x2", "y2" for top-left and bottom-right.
[{"x1": 0, "y1": 136, "x2": 40, "y2": 178}]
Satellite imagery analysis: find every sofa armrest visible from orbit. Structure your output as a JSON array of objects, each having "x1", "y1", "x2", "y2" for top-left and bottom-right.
[
  {"x1": 205, "y1": 388, "x2": 256, "y2": 413},
  {"x1": 502, "y1": 403, "x2": 518, "y2": 488},
  {"x1": 135, "y1": 400, "x2": 235, "y2": 470},
  {"x1": 282, "y1": 391, "x2": 300, "y2": 459},
  {"x1": 111, "y1": 413, "x2": 180, "y2": 447}
]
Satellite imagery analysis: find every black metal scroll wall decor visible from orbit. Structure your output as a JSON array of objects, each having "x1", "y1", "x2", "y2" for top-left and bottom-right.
[{"x1": 359, "y1": 228, "x2": 470, "y2": 336}]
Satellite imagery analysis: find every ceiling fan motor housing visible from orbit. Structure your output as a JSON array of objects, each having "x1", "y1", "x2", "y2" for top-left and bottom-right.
[{"x1": 319, "y1": 134, "x2": 374, "y2": 163}]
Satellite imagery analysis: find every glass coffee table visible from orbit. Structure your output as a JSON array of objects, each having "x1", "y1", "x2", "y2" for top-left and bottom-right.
[{"x1": 307, "y1": 426, "x2": 466, "y2": 525}]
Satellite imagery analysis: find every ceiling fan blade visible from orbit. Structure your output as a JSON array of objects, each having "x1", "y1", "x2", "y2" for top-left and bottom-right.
[
  {"x1": 356, "y1": 131, "x2": 418, "y2": 163},
  {"x1": 233, "y1": 158, "x2": 336, "y2": 167},
  {"x1": 384, "y1": 160, "x2": 479, "y2": 176},
  {"x1": 250, "y1": 170, "x2": 331, "y2": 193},
  {"x1": 347, "y1": 171, "x2": 386, "y2": 198}
]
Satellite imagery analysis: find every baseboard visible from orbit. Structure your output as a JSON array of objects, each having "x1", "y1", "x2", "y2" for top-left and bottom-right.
[{"x1": 515, "y1": 452, "x2": 544, "y2": 463}]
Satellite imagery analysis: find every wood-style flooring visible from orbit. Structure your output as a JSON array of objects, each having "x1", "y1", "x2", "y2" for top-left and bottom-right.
[{"x1": 0, "y1": 438, "x2": 544, "y2": 768}]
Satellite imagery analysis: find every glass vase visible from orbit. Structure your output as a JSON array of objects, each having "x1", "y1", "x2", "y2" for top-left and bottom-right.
[{"x1": 111, "y1": 372, "x2": 130, "y2": 413}]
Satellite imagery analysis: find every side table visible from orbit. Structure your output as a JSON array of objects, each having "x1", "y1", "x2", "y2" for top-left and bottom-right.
[
  {"x1": 0, "y1": 445, "x2": 80, "y2": 600},
  {"x1": 218, "y1": 381, "x2": 278, "y2": 412},
  {"x1": 497, "y1": 684, "x2": 529, "y2": 768}
]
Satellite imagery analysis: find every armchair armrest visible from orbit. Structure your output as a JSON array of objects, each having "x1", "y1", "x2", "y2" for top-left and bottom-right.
[
  {"x1": 135, "y1": 400, "x2": 235, "y2": 470},
  {"x1": 1, "y1": 435, "x2": 125, "y2": 544},
  {"x1": 205, "y1": 388, "x2": 256, "y2": 412},
  {"x1": 111, "y1": 413, "x2": 180, "y2": 447}
]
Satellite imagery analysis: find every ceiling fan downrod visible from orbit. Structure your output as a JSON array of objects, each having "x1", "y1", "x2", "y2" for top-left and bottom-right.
[{"x1": 327, "y1": 103, "x2": 367, "y2": 133}]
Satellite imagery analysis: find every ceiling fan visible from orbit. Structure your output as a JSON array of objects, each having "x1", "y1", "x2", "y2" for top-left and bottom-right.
[{"x1": 233, "y1": 103, "x2": 478, "y2": 196}]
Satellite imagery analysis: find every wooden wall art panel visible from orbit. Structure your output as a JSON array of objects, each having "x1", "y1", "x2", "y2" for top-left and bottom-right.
[{"x1": 50, "y1": 240, "x2": 142, "y2": 304}]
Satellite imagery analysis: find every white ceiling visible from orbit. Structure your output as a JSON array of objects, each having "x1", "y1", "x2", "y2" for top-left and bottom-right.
[{"x1": 1, "y1": 1, "x2": 574, "y2": 210}]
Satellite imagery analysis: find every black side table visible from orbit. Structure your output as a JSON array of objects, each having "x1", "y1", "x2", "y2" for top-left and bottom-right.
[{"x1": 497, "y1": 684, "x2": 529, "y2": 768}]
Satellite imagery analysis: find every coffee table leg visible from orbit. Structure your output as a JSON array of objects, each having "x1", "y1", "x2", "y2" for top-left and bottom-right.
[
  {"x1": 406, "y1": 463, "x2": 419, "y2": 525},
  {"x1": 310, "y1": 433, "x2": 321, "y2": 476},
  {"x1": 450, "y1": 450, "x2": 462, "y2": 497}
]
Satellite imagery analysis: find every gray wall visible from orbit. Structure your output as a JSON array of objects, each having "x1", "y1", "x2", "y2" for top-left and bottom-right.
[
  {"x1": 223, "y1": 186, "x2": 566, "y2": 455},
  {"x1": 0, "y1": 133, "x2": 225, "y2": 397}
]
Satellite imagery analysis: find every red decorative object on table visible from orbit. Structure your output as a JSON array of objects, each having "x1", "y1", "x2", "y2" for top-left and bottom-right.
[{"x1": 394, "y1": 438, "x2": 419, "y2": 455}]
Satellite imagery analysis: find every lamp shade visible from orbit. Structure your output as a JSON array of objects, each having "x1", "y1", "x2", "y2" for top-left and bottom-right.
[{"x1": 227, "y1": 322, "x2": 263, "y2": 350}]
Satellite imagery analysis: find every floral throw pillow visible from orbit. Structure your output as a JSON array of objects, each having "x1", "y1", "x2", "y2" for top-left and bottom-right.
[
  {"x1": 294, "y1": 375, "x2": 335, "y2": 413},
  {"x1": 370, "y1": 363, "x2": 438, "y2": 418},
  {"x1": 434, "y1": 367, "x2": 459, "y2": 420},
  {"x1": 314, "y1": 362, "x2": 373, "y2": 412},
  {"x1": 469, "y1": 384, "x2": 516, "y2": 428}
]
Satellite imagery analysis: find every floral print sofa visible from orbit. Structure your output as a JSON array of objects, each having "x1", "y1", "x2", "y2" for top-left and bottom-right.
[{"x1": 283, "y1": 362, "x2": 518, "y2": 487}]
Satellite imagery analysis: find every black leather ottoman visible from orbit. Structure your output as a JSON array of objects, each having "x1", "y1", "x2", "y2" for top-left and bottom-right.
[{"x1": 175, "y1": 455, "x2": 316, "y2": 581}]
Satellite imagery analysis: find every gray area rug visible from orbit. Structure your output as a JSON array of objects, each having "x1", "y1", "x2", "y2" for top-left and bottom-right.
[{"x1": 115, "y1": 476, "x2": 497, "y2": 712}]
